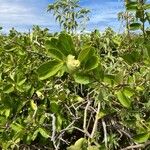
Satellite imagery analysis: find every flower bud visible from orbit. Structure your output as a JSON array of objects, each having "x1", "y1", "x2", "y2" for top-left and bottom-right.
[{"x1": 66, "y1": 55, "x2": 80, "y2": 72}]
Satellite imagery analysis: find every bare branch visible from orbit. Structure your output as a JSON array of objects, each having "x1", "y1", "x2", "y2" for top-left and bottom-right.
[
  {"x1": 121, "y1": 141, "x2": 150, "y2": 150},
  {"x1": 83, "y1": 101, "x2": 91, "y2": 130},
  {"x1": 90, "y1": 102, "x2": 101, "y2": 138},
  {"x1": 102, "y1": 119, "x2": 108, "y2": 149}
]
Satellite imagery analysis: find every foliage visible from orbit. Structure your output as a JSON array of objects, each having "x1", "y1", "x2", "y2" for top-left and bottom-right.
[
  {"x1": 0, "y1": 0, "x2": 150, "y2": 150},
  {"x1": 118, "y1": 0, "x2": 150, "y2": 38},
  {"x1": 47, "y1": 0, "x2": 90, "y2": 33}
]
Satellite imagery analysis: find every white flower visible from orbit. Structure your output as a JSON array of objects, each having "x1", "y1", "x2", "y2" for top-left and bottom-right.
[{"x1": 66, "y1": 55, "x2": 80, "y2": 71}]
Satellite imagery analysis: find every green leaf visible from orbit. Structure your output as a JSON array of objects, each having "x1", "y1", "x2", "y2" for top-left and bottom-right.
[
  {"x1": 144, "y1": 4, "x2": 150, "y2": 10},
  {"x1": 92, "y1": 65, "x2": 104, "y2": 81},
  {"x1": 32, "y1": 130, "x2": 39, "y2": 141},
  {"x1": 50, "y1": 101, "x2": 59, "y2": 113},
  {"x1": 134, "y1": 133, "x2": 149, "y2": 143},
  {"x1": 146, "y1": 12, "x2": 150, "y2": 23},
  {"x1": 145, "y1": 43, "x2": 150, "y2": 57},
  {"x1": 39, "y1": 115, "x2": 47, "y2": 124},
  {"x1": 123, "y1": 87, "x2": 135, "y2": 98},
  {"x1": 38, "y1": 128, "x2": 50, "y2": 139},
  {"x1": 74, "y1": 138, "x2": 86, "y2": 147},
  {"x1": 58, "y1": 33, "x2": 75, "y2": 56},
  {"x1": 84, "y1": 55, "x2": 99, "y2": 71},
  {"x1": 36, "y1": 91, "x2": 44, "y2": 100},
  {"x1": 126, "y1": 2, "x2": 138, "y2": 11},
  {"x1": 37, "y1": 60, "x2": 63, "y2": 80},
  {"x1": 103, "y1": 74, "x2": 115, "y2": 85},
  {"x1": 129, "y1": 23, "x2": 141, "y2": 30},
  {"x1": 11, "y1": 123, "x2": 24, "y2": 132},
  {"x1": 67, "y1": 138, "x2": 87, "y2": 150},
  {"x1": 47, "y1": 48, "x2": 65, "y2": 60},
  {"x1": 17, "y1": 78, "x2": 26, "y2": 86},
  {"x1": 74, "y1": 73, "x2": 91, "y2": 84},
  {"x1": 122, "y1": 50, "x2": 140, "y2": 65},
  {"x1": 56, "y1": 114, "x2": 63, "y2": 131},
  {"x1": 3, "y1": 84, "x2": 14, "y2": 93},
  {"x1": 48, "y1": 37, "x2": 58, "y2": 48},
  {"x1": 4, "y1": 109, "x2": 10, "y2": 118},
  {"x1": 30, "y1": 100, "x2": 37, "y2": 111},
  {"x1": 46, "y1": 40, "x2": 65, "y2": 60},
  {"x1": 116, "y1": 90, "x2": 131, "y2": 108},
  {"x1": 78, "y1": 46, "x2": 95, "y2": 63},
  {"x1": 114, "y1": 71, "x2": 124, "y2": 84}
]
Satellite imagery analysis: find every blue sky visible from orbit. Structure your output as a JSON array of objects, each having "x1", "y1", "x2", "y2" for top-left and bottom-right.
[{"x1": 0, "y1": 0, "x2": 129, "y2": 33}]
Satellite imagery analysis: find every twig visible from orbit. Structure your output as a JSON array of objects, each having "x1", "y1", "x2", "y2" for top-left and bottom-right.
[
  {"x1": 73, "y1": 126, "x2": 91, "y2": 137},
  {"x1": 50, "y1": 114, "x2": 59, "y2": 150},
  {"x1": 121, "y1": 141, "x2": 150, "y2": 150},
  {"x1": 64, "y1": 104, "x2": 76, "y2": 118},
  {"x1": 59, "y1": 137, "x2": 70, "y2": 145},
  {"x1": 83, "y1": 101, "x2": 91, "y2": 130},
  {"x1": 102, "y1": 118, "x2": 107, "y2": 149},
  {"x1": 87, "y1": 112, "x2": 93, "y2": 130},
  {"x1": 50, "y1": 114, "x2": 56, "y2": 141},
  {"x1": 57, "y1": 120, "x2": 75, "y2": 139},
  {"x1": 90, "y1": 102, "x2": 101, "y2": 138},
  {"x1": 74, "y1": 101, "x2": 87, "y2": 110}
]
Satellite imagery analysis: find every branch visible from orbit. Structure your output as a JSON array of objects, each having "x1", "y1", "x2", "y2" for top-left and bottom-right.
[
  {"x1": 83, "y1": 101, "x2": 91, "y2": 130},
  {"x1": 73, "y1": 126, "x2": 91, "y2": 138},
  {"x1": 90, "y1": 102, "x2": 101, "y2": 138},
  {"x1": 102, "y1": 119, "x2": 107, "y2": 149},
  {"x1": 50, "y1": 114, "x2": 59, "y2": 150},
  {"x1": 121, "y1": 141, "x2": 150, "y2": 150}
]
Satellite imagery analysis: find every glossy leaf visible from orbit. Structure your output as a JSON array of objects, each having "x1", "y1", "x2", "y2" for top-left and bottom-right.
[
  {"x1": 92, "y1": 65, "x2": 104, "y2": 81},
  {"x1": 3, "y1": 84, "x2": 14, "y2": 94},
  {"x1": 48, "y1": 48, "x2": 65, "y2": 60},
  {"x1": 78, "y1": 46, "x2": 95, "y2": 63},
  {"x1": 87, "y1": 146, "x2": 99, "y2": 150},
  {"x1": 11, "y1": 123, "x2": 24, "y2": 132},
  {"x1": 129, "y1": 23, "x2": 141, "y2": 30},
  {"x1": 144, "y1": 4, "x2": 150, "y2": 10},
  {"x1": 17, "y1": 78, "x2": 26, "y2": 86},
  {"x1": 123, "y1": 87, "x2": 135, "y2": 98},
  {"x1": 50, "y1": 101, "x2": 59, "y2": 113},
  {"x1": 46, "y1": 40, "x2": 65, "y2": 60},
  {"x1": 103, "y1": 74, "x2": 115, "y2": 85},
  {"x1": 126, "y1": 2, "x2": 138, "y2": 11},
  {"x1": 39, "y1": 128, "x2": 50, "y2": 139},
  {"x1": 37, "y1": 60, "x2": 63, "y2": 80},
  {"x1": 58, "y1": 33, "x2": 75, "y2": 56},
  {"x1": 122, "y1": 50, "x2": 140, "y2": 65},
  {"x1": 134, "y1": 133, "x2": 149, "y2": 143},
  {"x1": 84, "y1": 55, "x2": 99, "y2": 71},
  {"x1": 30, "y1": 100, "x2": 37, "y2": 111},
  {"x1": 67, "y1": 138, "x2": 87, "y2": 150},
  {"x1": 74, "y1": 73, "x2": 91, "y2": 84},
  {"x1": 32, "y1": 130, "x2": 39, "y2": 141},
  {"x1": 116, "y1": 90, "x2": 131, "y2": 108}
]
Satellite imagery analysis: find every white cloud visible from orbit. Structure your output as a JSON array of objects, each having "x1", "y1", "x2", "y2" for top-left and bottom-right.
[
  {"x1": 0, "y1": 0, "x2": 58, "y2": 32},
  {"x1": 84, "y1": 1, "x2": 124, "y2": 31},
  {"x1": 89, "y1": 2, "x2": 123, "y2": 24},
  {"x1": 0, "y1": 3, "x2": 30, "y2": 14},
  {"x1": 0, "y1": 0, "x2": 125, "y2": 33},
  {"x1": 90, "y1": 13, "x2": 117, "y2": 24}
]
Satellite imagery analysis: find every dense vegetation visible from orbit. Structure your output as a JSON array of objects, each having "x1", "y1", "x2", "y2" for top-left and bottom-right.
[{"x1": 0, "y1": 0, "x2": 150, "y2": 149}]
